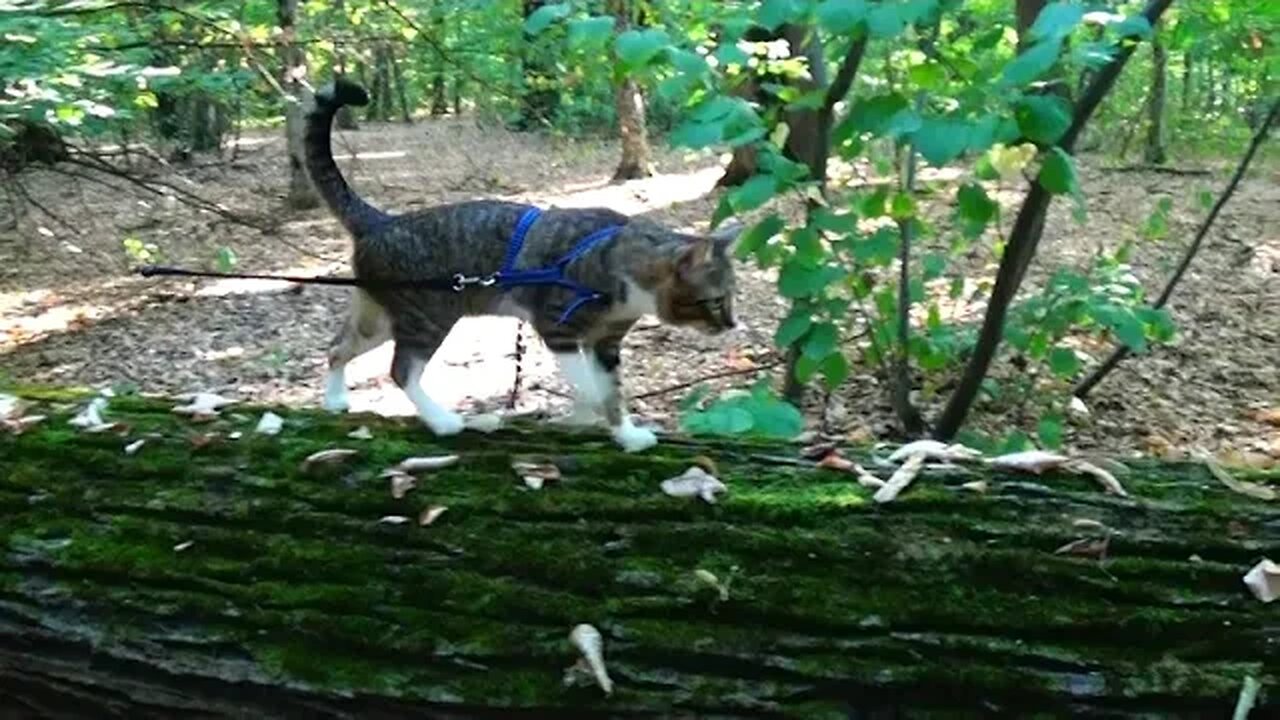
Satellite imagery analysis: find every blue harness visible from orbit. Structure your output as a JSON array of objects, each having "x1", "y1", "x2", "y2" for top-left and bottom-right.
[{"x1": 493, "y1": 207, "x2": 622, "y2": 324}]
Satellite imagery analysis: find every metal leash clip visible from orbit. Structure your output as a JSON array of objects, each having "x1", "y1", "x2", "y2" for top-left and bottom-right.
[{"x1": 451, "y1": 273, "x2": 498, "y2": 292}]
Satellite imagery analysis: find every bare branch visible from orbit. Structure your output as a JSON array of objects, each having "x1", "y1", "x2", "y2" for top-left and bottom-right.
[
  {"x1": 932, "y1": 0, "x2": 1176, "y2": 441},
  {"x1": 1072, "y1": 95, "x2": 1277, "y2": 399}
]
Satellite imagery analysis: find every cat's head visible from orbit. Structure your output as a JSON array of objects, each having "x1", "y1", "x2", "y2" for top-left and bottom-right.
[{"x1": 655, "y1": 222, "x2": 743, "y2": 335}]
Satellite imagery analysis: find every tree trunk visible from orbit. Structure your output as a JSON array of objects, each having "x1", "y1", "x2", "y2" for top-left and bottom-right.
[
  {"x1": 0, "y1": 388, "x2": 1276, "y2": 718},
  {"x1": 1143, "y1": 23, "x2": 1168, "y2": 165},
  {"x1": 610, "y1": 0, "x2": 653, "y2": 181},
  {"x1": 516, "y1": 0, "x2": 560, "y2": 130},
  {"x1": 389, "y1": 47, "x2": 413, "y2": 124},
  {"x1": 1015, "y1": 0, "x2": 1048, "y2": 51},
  {"x1": 279, "y1": 0, "x2": 319, "y2": 210},
  {"x1": 333, "y1": 0, "x2": 359, "y2": 131},
  {"x1": 1181, "y1": 51, "x2": 1193, "y2": 115},
  {"x1": 452, "y1": 78, "x2": 464, "y2": 115},
  {"x1": 430, "y1": 13, "x2": 449, "y2": 116}
]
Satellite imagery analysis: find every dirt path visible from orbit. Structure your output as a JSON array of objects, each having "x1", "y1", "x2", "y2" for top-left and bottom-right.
[{"x1": 2, "y1": 118, "x2": 1277, "y2": 465}]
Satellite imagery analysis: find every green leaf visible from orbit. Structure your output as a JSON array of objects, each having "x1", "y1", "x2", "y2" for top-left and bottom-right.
[
  {"x1": 956, "y1": 182, "x2": 997, "y2": 237},
  {"x1": 615, "y1": 29, "x2": 670, "y2": 71},
  {"x1": 844, "y1": 93, "x2": 912, "y2": 136},
  {"x1": 215, "y1": 247, "x2": 238, "y2": 273},
  {"x1": 523, "y1": 3, "x2": 570, "y2": 34},
  {"x1": 1113, "y1": 15, "x2": 1152, "y2": 40},
  {"x1": 1027, "y1": 2, "x2": 1084, "y2": 43},
  {"x1": 779, "y1": 261, "x2": 840, "y2": 299},
  {"x1": 1015, "y1": 95, "x2": 1072, "y2": 145},
  {"x1": 735, "y1": 214, "x2": 786, "y2": 260},
  {"x1": 567, "y1": 16, "x2": 615, "y2": 49},
  {"x1": 759, "y1": 0, "x2": 802, "y2": 30},
  {"x1": 820, "y1": 352, "x2": 850, "y2": 389},
  {"x1": 775, "y1": 310, "x2": 812, "y2": 347},
  {"x1": 729, "y1": 174, "x2": 779, "y2": 212},
  {"x1": 706, "y1": 405, "x2": 756, "y2": 434},
  {"x1": 853, "y1": 226, "x2": 898, "y2": 266},
  {"x1": 1001, "y1": 36, "x2": 1063, "y2": 87},
  {"x1": 669, "y1": 120, "x2": 722, "y2": 148},
  {"x1": 748, "y1": 393, "x2": 806, "y2": 438},
  {"x1": 1038, "y1": 148, "x2": 1077, "y2": 195},
  {"x1": 922, "y1": 252, "x2": 947, "y2": 280},
  {"x1": 802, "y1": 322, "x2": 838, "y2": 359},
  {"x1": 999, "y1": 429, "x2": 1034, "y2": 454},
  {"x1": 1048, "y1": 346, "x2": 1080, "y2": 378},
  {"x1": 816, "y1": 0, "x2": 869, "y2": 33},
  {"x1": 1037, "y1": 414, "x2": 1064, "y2": 449},
  {"x1": 668, "y1": 48, "x2": 708, "y2": 76},
  {"x1": 913, "y1": 116, "x2": 971, "y2": 166},
  {"x1": 1197, "y1": 188, "x2": 1214, "y2": 210}
]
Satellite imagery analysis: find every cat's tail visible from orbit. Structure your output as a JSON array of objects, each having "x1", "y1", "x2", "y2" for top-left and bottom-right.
[{"x1": 304, "y1": 78, "x2": 390, "y2": 236}]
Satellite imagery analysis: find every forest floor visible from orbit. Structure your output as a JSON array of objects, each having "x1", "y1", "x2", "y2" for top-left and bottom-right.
[{"x1": 1, "y1": 117, "x2": 1278, "y2": 465}]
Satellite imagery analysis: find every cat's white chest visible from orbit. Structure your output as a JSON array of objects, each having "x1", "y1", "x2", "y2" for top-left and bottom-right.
[{"x1": 609, "y1": 279, "x2": 658, "y2": 322}]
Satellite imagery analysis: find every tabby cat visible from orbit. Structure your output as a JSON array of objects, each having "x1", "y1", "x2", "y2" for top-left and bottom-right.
[{"x1": 305, "y1": 78, "x2": 740, "y2": 453}]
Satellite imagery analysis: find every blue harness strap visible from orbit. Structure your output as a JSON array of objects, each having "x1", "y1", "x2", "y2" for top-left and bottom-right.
[{"x1": 496, "y1": 207, "x2": 622, "y2": 324}]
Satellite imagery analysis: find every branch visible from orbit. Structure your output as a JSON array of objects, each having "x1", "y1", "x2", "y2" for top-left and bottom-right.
[
  {"x1": 892, "y1": 100, "x2": 926, "y2": 437},
  {"x1": 931, "y1": 0, "x2": 1175, "y2": 441},
  {"x1": 1072, "y1": 95, "x2": 1277, "y2": 399},
  {"x1": 822, "y1": 34, "x2": 870, "y2": 114}
]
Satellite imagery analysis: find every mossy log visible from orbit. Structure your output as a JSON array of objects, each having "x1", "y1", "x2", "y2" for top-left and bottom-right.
[{"x1": 1, "y1": 388, "x2": 1276, "y2": 719}]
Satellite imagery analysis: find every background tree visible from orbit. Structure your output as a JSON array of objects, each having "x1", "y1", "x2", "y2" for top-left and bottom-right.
[{"x1": 610, "y1": 0, "x2": 654, "y2": 181}]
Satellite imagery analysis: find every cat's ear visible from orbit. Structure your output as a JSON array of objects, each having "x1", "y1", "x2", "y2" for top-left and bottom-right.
[
  {"x1": 676, "y1": 238, "x2": 714, "y2": 272},
  {"x1": 708, "y1": 218, "x2": 746, "y2": 256}
]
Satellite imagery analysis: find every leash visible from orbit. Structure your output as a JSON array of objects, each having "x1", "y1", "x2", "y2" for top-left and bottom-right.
[{"x1": 136, "y1": 207, "x2": 623, "y2": 325}]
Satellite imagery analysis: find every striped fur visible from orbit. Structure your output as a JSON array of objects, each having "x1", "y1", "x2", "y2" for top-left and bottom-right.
[{"x1": 305, "y1": 78, "x2": 740, "y2": 452}]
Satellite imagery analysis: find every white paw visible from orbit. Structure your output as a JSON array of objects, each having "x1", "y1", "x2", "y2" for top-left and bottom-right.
[
  {"x1": 323, "y1": 391, "x2": 350, "y2": 413},
  {"x1": 424, "y1": 410, "x2": 465, "y2": 437},
  {"x1": 613, "y1": 423, "x2": 658, "y2": 453},
  {"x1": 323, "y1": 371, "x2": 349, "y2": 412},
  {"x1": 553, "y1": 406, "x2": 602, "y2": 428}
]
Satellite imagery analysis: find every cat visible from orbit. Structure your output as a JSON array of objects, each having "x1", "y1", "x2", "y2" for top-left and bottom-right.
[{"x1": 304, "y1": 78, "x2": 742, "y2": 453}]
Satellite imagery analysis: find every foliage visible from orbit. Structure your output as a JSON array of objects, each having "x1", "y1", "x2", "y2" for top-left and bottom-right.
[
  {"x1": 679, "y1": 379, "x2": 806, "y2": 440},
  {"x1": 2, "y1": 0, "x2": 1276, "y2": 447}
]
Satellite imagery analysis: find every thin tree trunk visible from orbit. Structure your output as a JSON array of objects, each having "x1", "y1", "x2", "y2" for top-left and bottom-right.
[
  {"x1": 280, "y1": 0, "x2": 319, "y2": 210},
  {"x1": 333, "y1": 0, "x2": 358, "y2": 130},
  {"x1": 1144, "y1": 23, "x2": 1168, "y2": 165},
  {"x1": 609, "y1": 0, "x2": 653, "y2": 181},
  {"x1": 1015, "y1": 0, "x2": 1048, "y2": 51},
  {"x1": 1181, "y1": 51, "x2": 1193, "y2": 115},
  {"x1": 389, "y1": 46, "x2": 412, "y2": 123},
  {"x1": 452, "y1": 77, "x2": 464, "y2": 115}
]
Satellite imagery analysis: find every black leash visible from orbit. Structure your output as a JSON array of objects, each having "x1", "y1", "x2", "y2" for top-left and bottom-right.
[{"x1": 136, "y1": 264, "x2": 494, "y2": 292}]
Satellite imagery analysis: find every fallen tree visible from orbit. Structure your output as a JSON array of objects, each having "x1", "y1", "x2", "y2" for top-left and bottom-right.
[{"x1": 0, "y1": 387, "x2": 1276, "y2": 718}]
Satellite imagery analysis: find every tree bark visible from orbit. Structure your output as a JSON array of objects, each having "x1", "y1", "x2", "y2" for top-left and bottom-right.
[
  {"x1": 389, "y1": 46, "x2": 413, "y2": 124},
  {"x1": 516, "y1": 0, "x2": 559, "y2": 130},
  {"x1": 1015, "y1": 0, "x2": 1048, "y2": 51},
  {"x1": 0, "y1": 388, "x2": 1276, "y2": 718},
  {"x1": 610, "y1": 0, "x2": 653, "y2": 181},
  {"x1": 332, "y1": 0, "x2": 359, "y2": 130},
  {"x1": 1143, "y1": 23, "x2": 1168, "y2": 165},
  {"x1": 279, "y1": 0, "x2": 319, "y2": 210}
]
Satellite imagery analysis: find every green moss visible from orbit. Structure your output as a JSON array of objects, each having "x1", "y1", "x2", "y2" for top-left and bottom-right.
[{"x1": 1, "y1": 388, "x2": 1275, "y2": 714}]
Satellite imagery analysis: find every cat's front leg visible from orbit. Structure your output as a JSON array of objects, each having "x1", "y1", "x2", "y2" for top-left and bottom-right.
[{"x1": 550, "y1": 338, "x2": 656, "y2": 453}]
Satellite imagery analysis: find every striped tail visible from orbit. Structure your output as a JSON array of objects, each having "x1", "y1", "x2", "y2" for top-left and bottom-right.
[{"x1": 304, "y1": 78, "x2": 389, "y2": 236}]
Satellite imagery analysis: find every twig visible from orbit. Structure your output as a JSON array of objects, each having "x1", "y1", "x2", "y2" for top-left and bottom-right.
[
  {"x1": 931, "y1": 0, "x2": 1175, "y2": 441},
  {"x1": 1073, "y1": 95, "x2": 1276, "y2": 399},
  {"x1": 1103, "y1": 164, "x2": 1211, "y2": 176},
  {"x1": 892, "y1": 95, "x2": 926, "y2": 438},
  {"x1": 633, "y1": 357, "x2": 784, "y2": 401}
]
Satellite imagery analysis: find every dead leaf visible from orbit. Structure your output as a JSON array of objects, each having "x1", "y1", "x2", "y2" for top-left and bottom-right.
[
  {"x1": 523, "y1": 475, "x2": 547, "y2": 490},
  {"x1": 0, "y1": 393, "x2": 25, "y2": 421},
  {"x1": 888, "y1": 440, "x2": 983, "y2": 464},
  {"x1": 418, "y1": 505, "x2": 447, "y2": 526},
  {"x1": 694, "y1": 569, "x2": 730, "y2": 601},
  {"x1": 874, "y1": 454, "x2": 925, "y2": 503},
  {"x1": 691, "y1": 455, "x2": 719, "y2": 476},
  {"x1": 347, "y1": 425, "x2": 373, "y2": 440},
  {"x1": 1194, "y1": 450, "x2": 1277, "y2": 501},
  {"x1": 378, "y1": 515, "x2": 410, "y2": 525},
  {"x1": 388, "y1": 471, "x2": 416, "y2": 499},
  {"x1": 397, "y1": 455, "x2": 460, "y2": 472},
  {"x1": 1065, "y1": 459, "x2": 1130, "y2": 497},
  {"x1": 68, "y1": 397, "x2": 109, "y2": 430},
  {"x1": 568, "y1": 624, "x2": 613, "y2": 695},
  {"x1": 988, "y1": 450, "x2": 1069, "y2": 474},
  {"x1": 802, "y1": 442, "x2": 838, "y2": 460},
  {"x1": 1072, "y1": 518, "x2": 1107, "y2": 531},
  {"x1": 1054, "y1": 536, "x2": 1110, "y2": 559},
  {"x1": 124, "y1": 439, "x2": 146, "y2": 455},
  {"x1": 1242, "y1": 559, "x2": 1278, "y2": 603},
  {"x1": 960, "y1": 480, "x2": 988, "y2": 493},
  {"x1": 465, "y1": 413, "x2": 502, "y2": 433},
  {"x1": 661, "y1": 466, "x2": 727, "y2": 503},
  {"x1": 817, "y1": 452, "x2": 855, "y2": 472},
  {"x1": 4, "y1": 414, "x2": 47, "y2": 434},
  {"x1": 172, "y1": 392, "x2": 235, "y2": 418},
  {"x1": 188, "y1": 433, "x2": 219, "y2": 449},
  {"x1": 1249, "y1": 408, "x2": 1280, "y2": 427},
  {"x1": 302, "y1": 448, "x2": 358, "y2": 471},
  {"x1": 173, "y1": 540, "x2": 194, "y2": 552},
  {"x1": 255, "y1": 411, "x2": 284, "y2": 436},
  {"x1": 512, "y1": 459, "x2": 560, "y2": 481}
]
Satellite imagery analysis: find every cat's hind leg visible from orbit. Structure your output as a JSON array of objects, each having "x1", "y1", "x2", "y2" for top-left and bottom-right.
[
  {"x1": 390, "y1": 341, "x2": 465, "y2": 437},
  {"x1": 324, "y1": 289, "x2": 391, "y2": 412}
]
